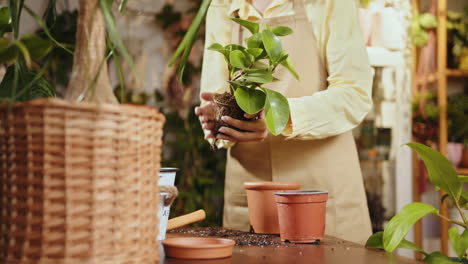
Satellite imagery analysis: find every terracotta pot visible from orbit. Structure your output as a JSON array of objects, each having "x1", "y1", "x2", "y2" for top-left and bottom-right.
[
  {"x1": 163, "y1": 237, "x2": 235, "y2": 260},
  {"x1": 461, "y1": 147, "x2": 468, "y2": 169},
  {"x1": 244, "y1": 182, "x2": 301, "y2": 234},
  {"x1": 447, "y1": 142, "x2": 464, "y2": 168},
  {"x1": 274, "y1": 190, "x2": 329, "y2": 243}
]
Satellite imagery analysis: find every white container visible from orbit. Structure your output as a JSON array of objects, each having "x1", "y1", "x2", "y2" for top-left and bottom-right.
[{"x1": 157, "y1": 168, "x2": 178, "y2": 240}]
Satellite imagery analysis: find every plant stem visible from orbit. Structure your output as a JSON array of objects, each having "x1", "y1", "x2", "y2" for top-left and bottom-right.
[
  {"x1": 437, "y1": 213, "x2": 468, "y2": 228},
  {"x1": 454, "y1": 198, "x2": 468, "y2": 225}
]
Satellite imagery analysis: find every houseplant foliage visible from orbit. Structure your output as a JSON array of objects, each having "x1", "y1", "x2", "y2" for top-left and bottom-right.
[
  {"x1": 366, "y1": 142, "x2": 468, "y2": 263},
  {"x1": 410, "y1": 12, "x2": 437, "y2": 47},
  {"x1": 209, "y1": 18, "x2": 298, "y2": 136},
  {"x1": 447, "y1": 7, "x2": 468, "y2": 70}
]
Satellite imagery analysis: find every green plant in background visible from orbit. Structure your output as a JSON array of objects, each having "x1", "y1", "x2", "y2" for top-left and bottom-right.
[
  {"x1": 410, "y1": 13, "x2": 437, "y2": 47},
  {"x1": 448, "y1": 92, "x2": 468, "y2": 143},
  {"x1": 366, "y1": 142, "x2": 468, "y2": 263},
  {"x1": 447, "y1": 6, "x2": 468, "y2": 69},
  {"x1": 209, "y1": 18, "x2": 298, "y2": 135}
]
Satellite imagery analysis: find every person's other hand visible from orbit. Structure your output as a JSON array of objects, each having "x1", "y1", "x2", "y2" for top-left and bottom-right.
[
  {"x1": 216, "y1": 111, "x2": 268, "y2": 142},
  {"x1": 195, "y1": 92, "x2": 216, "y2": 140}
]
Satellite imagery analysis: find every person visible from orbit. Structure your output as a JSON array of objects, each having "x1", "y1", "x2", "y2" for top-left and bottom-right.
[{"x1": 195, "y1": 0, "x2": 373, "y2": 244}]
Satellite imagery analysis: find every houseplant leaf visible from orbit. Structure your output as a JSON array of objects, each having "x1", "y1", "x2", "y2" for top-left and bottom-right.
[
  {"x1": 263, "y1": 88, "x2": 290, "y2": 135},
  {"x1": 0, "y1": 37, "x2": 17, "y2": 64},
  {"x1": 244, "y1": 71, "x2": 273, "y2": 83},
  {"x1": 406, "y1": 143, "x2": 462, "y2": 200},
  {"x1": 272, "y1": 26, "x2": 293, "y2": 36},
  {"x1": 231, "y1": 18, "x2": 259, "y2": 34},
  {"x1": 0, "y1": 7, "x2": 12, "y2": 36},
  {"x1": 423, "y1": 252, "x2": 461, "y2": 264},
  {"x1": 448, "y1": 227, "x2": 468, "y2": 259},
  {"x1": 366, "y1": 231, "x2": 427, "y2": 255},
  {"x1": 230, "y1": 50, "x2": 249, "y2": 69},
  {"x1": 383, "y1": 202, "x2": 438, "y2": 252},
  {"x1": 246, "y1": 33, "x2": 263, "y2": 48},
  {"x1": 234, "y1": 86, "x2": 266, "y2": 114},
  {"x1": 21, "y1": 34, "x2": 53, "y2": 60},
  {"x1": 261, "y1": 29, "x2": 282, "y2": 63},
  {"x1": 247, "y1": 48, "x2": 263, "y2": 58},
  {"x1": 281, "y1": 56, "x2": 299, "y2": 80}
]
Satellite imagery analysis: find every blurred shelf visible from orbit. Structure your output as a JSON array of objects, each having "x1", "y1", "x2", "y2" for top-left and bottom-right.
[
  {"x1": 446, "y1": 69, "x2": 468, "y2": 77},
  {"x1": 416, "y1": 72, "x2": 438, "y2": 85},
  {"x1": 457, "y1": 168, "x2": 468, "y2": 176}
]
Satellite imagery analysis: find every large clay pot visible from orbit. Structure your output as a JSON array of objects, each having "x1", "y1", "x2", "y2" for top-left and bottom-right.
[
  {"x1": 244, "y1": 182, "x2": 300, "y2": 234},
  {"x1": 461, "y1": 147, "x2": 468, "y2": 169},
  {"x1": 274, "y1": 190, "x2": 328, "y2": 243},
  {"x1": 447, "y1": 142, "x2": 464, "y2": 168}
]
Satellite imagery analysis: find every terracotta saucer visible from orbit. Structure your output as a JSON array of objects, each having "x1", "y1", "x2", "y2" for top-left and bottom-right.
[{"x1": 163, "y1": 237, "x2": 235, "y2": 259}]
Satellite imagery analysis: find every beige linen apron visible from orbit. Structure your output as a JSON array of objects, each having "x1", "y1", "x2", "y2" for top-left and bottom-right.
[{"x1": 223, "y1": 0, "x2": 372, "y2": 244}]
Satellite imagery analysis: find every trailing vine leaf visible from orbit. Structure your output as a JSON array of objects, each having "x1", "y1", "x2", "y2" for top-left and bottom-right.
[
  {"x1": 0, "y1": 7, "x2": 12, "y2": 36},
  {"x1": 234, "y1": 86, "x2": 265, "y2": 114},
  {"x1": 366, "y1": 231, "x2": 428, "y2": 256},
  {"x1": 406, "y1": 143, "x2": 462, "y2": 200},
  {"x1": 272, "y1": 26, "x2": 293, "y2": 36},
  {"x1": 231, "y1": 18, "x2": 259, "y2": 34},
  {"x1": 99, "y1": 0, "x2": 134, "y2": 71},
  {"x1": 263, "y1": 88, "x2": 290, "y2": 135},
  {"x1": 261, "y1": 29, "x2": 282, "y2": 63},
  {"x1": 423, "y1": 252, "x2": 461, "y2": 264},
  {"x1": 383, "y1": 202, "x2": 438, "y2": 252}
]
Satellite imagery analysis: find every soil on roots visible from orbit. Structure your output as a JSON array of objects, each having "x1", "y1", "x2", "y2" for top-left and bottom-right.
[{"x1": 213, "y1": 92, "x2": 249, "y2": 137}]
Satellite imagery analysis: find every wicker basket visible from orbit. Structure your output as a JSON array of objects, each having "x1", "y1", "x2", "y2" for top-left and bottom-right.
[{"x1": 0, "y1": 98, "x2": 165, "y2": 264}]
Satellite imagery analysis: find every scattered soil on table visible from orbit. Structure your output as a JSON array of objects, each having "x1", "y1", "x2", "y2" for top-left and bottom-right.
[{"x1": 169, "y1": 227, "x2": 296, "y2": 247}]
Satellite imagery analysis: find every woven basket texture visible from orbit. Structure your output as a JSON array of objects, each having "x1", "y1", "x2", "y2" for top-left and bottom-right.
[{"x1": 0, "y1": 98, "x2": 165, "y2": 264}]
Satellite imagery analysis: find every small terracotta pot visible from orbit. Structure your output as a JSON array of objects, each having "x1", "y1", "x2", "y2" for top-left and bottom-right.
[
  {"x1": 274, "y1": 190, "x2": 329, "y2": 243},
  {"x1": 244, "y1": 182, "x2": 301, "y2": 234},
  {"x1": 461, "y1": 147, "x2": 468, "y2": 169}
]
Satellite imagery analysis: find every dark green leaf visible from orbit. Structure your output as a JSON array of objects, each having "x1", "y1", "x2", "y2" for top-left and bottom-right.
[
  {"x1": 261, "y1": 29, "x2": 282, "y2": 63},
  {"x1": 423, "y1": 252, "x2": 461, "y2": 264},
  {"x1": 231, "y1": 18, "x2": 259, "y2": 34},
  {"x1": 263, "y1": 87, "x2": 290, "y2": 135},
  {"x1": 21, "y1": 34, "x2": 53, "y2": 60},
  {"x1": 366, "y1": 231, "x2": 427, "y2": 255},
  {"x1": 23, "y1": 5, "x2": 73, "y2": 55},
  {"x1": 272, "y1": 26, "x2": 293, "y2": 36},
  {"x1": 246, "y1": 33, "x2": 263, "y2": 49},
  {"x1": 383, "y1": 202, "x2": 438, "y2": 252},
  {"x1": 0, "y1": 7, "x2": 12, "y2": 36},
  {"x1": 247, "y1": 48, "x2": 263, "y2": 58},
  {"x1": 168, "y1": 0, "x2": 211, "y2": 77},
  {"x1": 230, "y1": 50, "x2": 249, "y2": 69},
  {"x1": 0, "y1": 37, "x2": 17, "y2": 64},
  {"x1": 281, "y1": 56, "x2": 299, "y2": 80},
  {"x1": 244, "y1": 71, "x2": 273, "y2": 83},
  {"x1": 406, "y1": 143, "x2": 462, "y2": 200},
  {"x1": 14, "y1": 40, "x2": 31, "y2": 68},
  {"x1": 234, "y1": 86, "x2": 265, "y2": 114}
]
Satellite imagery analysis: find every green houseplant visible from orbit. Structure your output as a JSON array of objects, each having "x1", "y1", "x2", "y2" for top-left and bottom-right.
[
  {"x1": 366, "y1": 142, "x2": 468, "y2": 263},
  {"x1": 447, "y1": 7, "x2": 468, "y2": 70},
  {"x1": 207, "y1": 18, "x2": 298, "y2": 137}
]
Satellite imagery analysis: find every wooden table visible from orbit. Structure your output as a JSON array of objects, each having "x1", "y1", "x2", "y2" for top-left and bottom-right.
[{"x1": 160, "y1": 228, "x2": 422, "y2": 264}]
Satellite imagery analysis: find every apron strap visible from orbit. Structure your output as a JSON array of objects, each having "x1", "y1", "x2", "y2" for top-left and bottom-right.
[{"x1": 293, "y1": 0, "x2": 307, "y2": 16}]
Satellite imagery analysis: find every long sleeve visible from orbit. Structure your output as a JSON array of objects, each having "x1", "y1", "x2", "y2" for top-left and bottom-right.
[
  {"x1": 200, "y1": 0, "x2": 232, "y2": 99},
  {"x1": 282, "y1": 0, "x2": 373, "y2": 140}
]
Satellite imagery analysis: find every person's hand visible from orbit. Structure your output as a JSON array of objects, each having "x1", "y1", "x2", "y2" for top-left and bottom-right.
[
  {"x1": 216, "y1": 111, "x2": 268, "y2": 142},
  {"x1": 195, "y1": 92, "x2": 216, "y2": 140}
]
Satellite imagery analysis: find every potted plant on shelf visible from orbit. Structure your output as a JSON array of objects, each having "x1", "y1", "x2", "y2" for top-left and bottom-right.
[
  {"x1": 0, "y1": 1, "x2": 164, "y2": 263},
  {"x1": 366, "y1": 142, "x2": 468, "y2": 263},
  {"x1": 447, "y1": 92, "x2": 468, "y2": 168},
  {"x1": 207, "y1": 18, "x2": 299, "y2": 141},
  {"x1": 447, "y1": 8, "x2": 468, "y2": 70},
  {"x1": 412, "y1": 90, "x2": 439, "y2": 144}
]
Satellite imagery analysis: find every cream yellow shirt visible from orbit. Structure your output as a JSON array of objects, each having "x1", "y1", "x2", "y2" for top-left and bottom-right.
[{"x1": 201, "y1": 0, "x2": 373, "y2": 142}]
